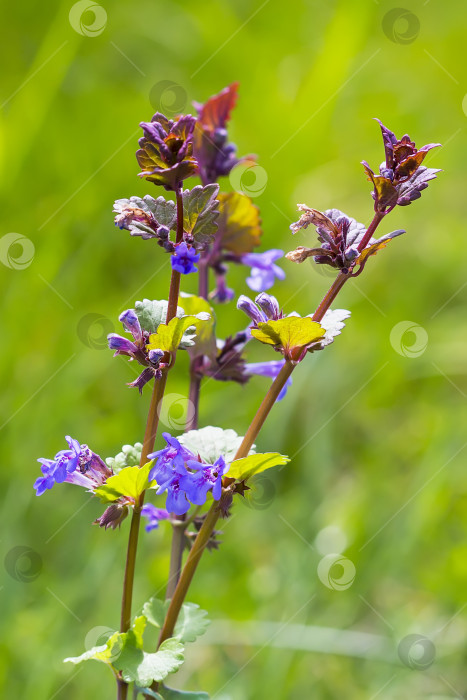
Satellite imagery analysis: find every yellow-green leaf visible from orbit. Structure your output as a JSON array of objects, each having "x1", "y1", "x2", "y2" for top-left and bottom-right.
[
  {"x1": 356, "y1": 239, "x2": 391, "y2": 266},
  {"x1": 251, "y1": 317, "x2": 324, "y2": 353},
  {"x1": 217, "y1": 191, "x2": 262, "y2": 254},
  {"x1": 146, "y1": 315, "x2": 210, "y2": 353},
  {"x1": 94, "y1": 462, "x2": 155, "y2": 504},
  {"x1": 228, "y1": 452, "x2": 290, "y2": 481},
  {"x1": 178, "y1": 294, "x2": 217, "y2": 358}
]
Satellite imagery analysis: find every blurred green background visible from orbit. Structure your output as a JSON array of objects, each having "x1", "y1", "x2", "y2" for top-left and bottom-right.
[{"x1": 1, "y1": 0, "x2": 467, "y2": 697}]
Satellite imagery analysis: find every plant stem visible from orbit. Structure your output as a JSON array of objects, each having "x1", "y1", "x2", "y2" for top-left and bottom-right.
[
  {"x1": 357, "y1": 211, "x2": 385, "y2": 252},
  {"x1": 166, "y1": 520, "x2": 186, "y2": 600},
  {"x1": 118, "y1": 183, "x2": 186, "y2": 699}
]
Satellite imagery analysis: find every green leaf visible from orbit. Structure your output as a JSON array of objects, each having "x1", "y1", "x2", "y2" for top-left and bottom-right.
[
  {"x1": 182, "y1": 185, "x2": 220, "y2": 247},
  {"x1": 179, "y1": 426, "x2": 255, "y2": 464},
  {"x1": 143, "y1": 597, "x2": 167, "y2": 629},
  {"x1": 217, "y1": 191, "x2": 262, "y2": 254},
  {"x1": 64, "y1": 631, "x2": 124, "y2": 666},
  {"x1": 146, "y1": 315, "x2": 211, "y2": 354},
  {"x1": 251, "y1": 317, "x2": 325, "y2": 356},
  {"x1": 160, "y1": 687, "x2": 210, "y2": 700},
  {"x1": 106, "y1": 442, "x2": 143, "y2": 473},
  {"x1": 94, "y1": 462, "x2": 155, "y2": 504},
  {"x1": 115, "y1": 637, "x2": 184, "y2": 688},
  {"x1": 173, "y1": 603, "x2": 210, "y2": 643},
  {"x1": 178, "y1": 294, "x2": 217, "y2": 358},
  {"x1": 228, "y1": 452, "x2": 290, "y2": 481},
  {"x1": 142, "y1": 195, "x2": 177, "y2": 229},
  {"x1": 135, "y1": 299, "x2": 184, "y2": 334},
  {"x1": 143, "y1": 599, "x2": 210, "y2": 644}
]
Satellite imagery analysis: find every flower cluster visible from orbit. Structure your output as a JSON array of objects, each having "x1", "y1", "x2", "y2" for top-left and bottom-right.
[
  {"x1": 148, "y1": 433, "x2": 229, "y2": 515},
  {"x1": 107, "y1": 309, "x2": 166, "y2": 393},
  {"x1": 363, "y1": 120, "x2": 441, "y2": 213},
  {"x1": 287, "y1": 207, "x2": 404, "y2": 272},
  {"x1": 34, "y1": 436, "x2": 112, "y2": 496},
  {"x1": 136, "y1": 113, "x2": 198, "y2": 191}
]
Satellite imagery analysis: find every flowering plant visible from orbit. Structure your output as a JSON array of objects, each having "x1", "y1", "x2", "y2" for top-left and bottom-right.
[{"x1": 35, "y1": 88, "x2": 440, "y2": 699}]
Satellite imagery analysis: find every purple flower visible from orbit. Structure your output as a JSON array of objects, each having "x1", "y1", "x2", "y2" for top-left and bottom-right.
[
  {"x1": 171, "y1": 242, "x2": 200, "y2": 275},
  {"x1": 34, "y1": 437, "x2": 112, "y2": 496},
  {"x1": 241, "y1": 249, "x2": 285, "y2": 292},
  {"x1": 148, "y1": 433, "x2": 195, "y2": 484},
  {"x1": 157, "y1": 473, "x2": 192, "y2": 516},
  {"x1": 141, "y1": 504, "x2": 170, "y2": 532},
  {"x1": 237, "y1": 293, "x2": 283, "y2": 325},
  {"x1": 183, "y1": 456, "x2": 229, "y2": 505},
  {"x1": 244, "y1": 360, "x2": 292, "y2": 401}
]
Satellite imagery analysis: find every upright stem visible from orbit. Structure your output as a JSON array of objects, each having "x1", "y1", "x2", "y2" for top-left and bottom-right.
[{"x1": 118, "y1": 183, "x2": 186, "y2": 700}]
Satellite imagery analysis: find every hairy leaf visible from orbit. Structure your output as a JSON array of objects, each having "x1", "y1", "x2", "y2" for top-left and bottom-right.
[
  {"x1": 182, "y1": 185, "x2": 220, "y2": 247},
  {"x1": 135, "y1": 299, "x2": 184, "y2": 334},
  {"x1": 228, "y1": 452, "x2": 290, "y2": 481},
  {"x1": 115, "y1": 637, "x2": 184, "y2": 687}
]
